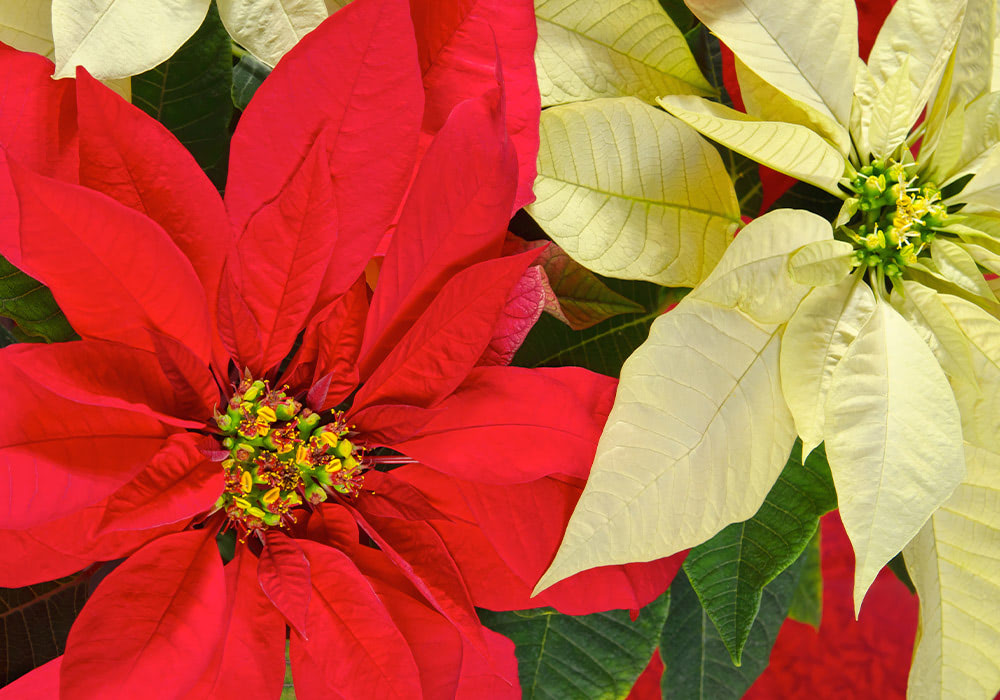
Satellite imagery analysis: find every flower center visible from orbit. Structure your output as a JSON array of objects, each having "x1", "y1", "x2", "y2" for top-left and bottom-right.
[
  {"x1": 212, "y1": 372, "x2": 365, "y2": 535},
  {"x1": 843, "y1": 159, "x2": 948, "y2": 278}
]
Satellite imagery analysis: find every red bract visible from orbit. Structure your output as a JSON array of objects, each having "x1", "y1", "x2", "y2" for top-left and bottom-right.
[{"x1": 0, "y1": 0, "x2": 679, "y2": 697}]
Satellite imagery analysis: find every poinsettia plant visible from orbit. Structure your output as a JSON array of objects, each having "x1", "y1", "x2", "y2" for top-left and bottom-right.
[
  {"x1": 541, "y1": 0, "x2": 1000, "y2": 697},
  {"x1": 2, "y1": 0, "x2": 997, "y2": 698},
  {"x1": 0, "y1": 0, "x2": 687, "y2": 697}
]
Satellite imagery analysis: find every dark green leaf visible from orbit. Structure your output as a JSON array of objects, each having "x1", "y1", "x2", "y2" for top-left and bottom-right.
[
  {"x1": 232, "y1": 53, "x2": 272, "y2": 112},
  {"x1": 682, "y1": 442, "x2": 836, "y2": 664},
  {"x1": 658, "y1": 0, "x2": 697, "y2": 33},
  {"x1": 1, "y1": 573, "x2": 91, "y2": 684},
  {"x1": 132, "y1": 4, "x2": 233, "y2": 187},
  {"x1": 514, "y1": 277, "x2": 687, "y2": 376},
  {"x1": 480, "y1": 592, "x2": 670, "y2": 700},
  {"x1": 888, "y1": 552, "x2": 916, "y2": 595},
  {"x1": 786, "y1": 529, "x2": 823, "y2": 629},
  {"x1": 0, "y1": 256, "x2": 76, "y2": 342},
  {"x1": 770, "y1": 181, "x2": 843, "y2": 220},
  {"x1": 216, "y1": 529, "x2": 237, "y2": 564},
  {"x1": 661, "y1": 556, "x2": 805, "y2": 699}
]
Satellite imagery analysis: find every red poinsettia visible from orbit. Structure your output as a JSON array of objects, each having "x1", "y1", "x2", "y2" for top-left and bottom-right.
[{"x1": 0, "y1": 1, "x2": 682, "y2": 698}]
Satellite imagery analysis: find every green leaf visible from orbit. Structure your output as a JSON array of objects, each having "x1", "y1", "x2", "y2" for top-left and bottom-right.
[
  {"x1": 513, "y1": 275, "x2": 683, "y2": 376},
  {"x1": 0, "y1": 256, "x2": 76, "y2": 342},
  {"x1": 1, "y1": 573, "x2": 91, "y2": 685},
  {"x1": 682, "y1": 441, "x2": 836, "y2": 664},
  {"x1": 232, "y1": 53, "x2": 272, "y2": 112},
  {"x1": 786, "y1": 529, "x2": 823, "y2": 629},
  {"x1": 0, "y1": 323, "x2": 16, "y2": 347},
  {"x1": 131, "y1": 4, "x2": 233, "y2": 187},
  {"x1": 886, "y1": 552, "x2": 915, "y2": 595},
  {"x1": 658, "y1": 0, "x2": 697, "y2": 34},
  {"x1": 479, "y1": 591, "x2": 670, "y2": 700},
  {"x1": 661, "y1": 554, "x2": 805, "y2": 699}
]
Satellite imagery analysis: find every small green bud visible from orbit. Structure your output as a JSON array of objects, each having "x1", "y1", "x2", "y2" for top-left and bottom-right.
[
  {"x1": 304, "y1": 483, "x2": 328, "y2": 504},
  {"x1": 243, "y1": 380, "x2": 266, "y2": 402},
  {"x1": 333, "y1": 440, "x2": 354, "y2": 459},
  {"x1": 275, "y1": 400, "x2": 299, "y2": 421}
]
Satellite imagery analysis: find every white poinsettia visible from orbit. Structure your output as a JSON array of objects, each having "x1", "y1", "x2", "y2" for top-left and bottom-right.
[
  {"x1": 526, "y1": 0, "x2": 733, "y2": 289},
  {"x1": 0, "y1": 0, "x2": 330, "y2": 81},
  {"x1": 540, "y1": 0, "x2": 1000, "y2": 697}
]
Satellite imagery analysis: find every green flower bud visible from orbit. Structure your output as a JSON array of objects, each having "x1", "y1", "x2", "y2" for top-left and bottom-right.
[
  {"x1": 304, "y1": 483, "x2": 328, "y2": 504},
  {"x1": 334, "y1": 440, "x2": 354, "y2": 459}
]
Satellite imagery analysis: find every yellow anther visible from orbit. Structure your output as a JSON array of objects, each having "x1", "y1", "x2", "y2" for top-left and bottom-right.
[
  {"x1": 318, "y1": 432, "x2": 339, "y2": 449},
  {"x1": 295, "y1": 445, "x2": 311, "y2": 466},
  {"x1": 262, "y1": 487, "x2": 281, "y2": 505},
  {"x1": 248, "y1": 506, "x2": 266, "y2": 519},
  {"x1": 222, "y1": 458, "x2": 235, "y2": 470},
  {"x1": 257, "y1": 406, "x2": 277, "y2": 423},
  {"x1": 233, "y1": 496, "x2": 252, "y2": 510},
  {"x1": 326, "y1": 458, "x2": 343, "y2": 474},
  {"x1": 240, "y1": 471, "x2": 253, "y2": 493}
]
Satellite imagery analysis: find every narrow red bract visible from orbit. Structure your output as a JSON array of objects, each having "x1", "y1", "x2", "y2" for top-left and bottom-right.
[{"x1": 0, "y1": 0, "x2": 680, "y2": 696}]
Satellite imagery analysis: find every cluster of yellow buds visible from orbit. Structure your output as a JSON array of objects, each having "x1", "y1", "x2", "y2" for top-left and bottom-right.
[
  {"x1": 212, "y1": 370, "x2": 365, "y2": 536},
  {"x1": 842, "y1": 159, "x2": 949, "y2": 278}
]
